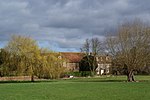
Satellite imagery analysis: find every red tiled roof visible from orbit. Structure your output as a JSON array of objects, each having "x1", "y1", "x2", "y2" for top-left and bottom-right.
[{"x1": 60, "y1": 52, "x2": 84, "y2": 63}]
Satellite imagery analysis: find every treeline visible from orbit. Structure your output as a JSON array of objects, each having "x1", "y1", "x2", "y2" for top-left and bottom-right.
[{"x1": 0, "y1": 35, "x2": 66, "y2": 81}]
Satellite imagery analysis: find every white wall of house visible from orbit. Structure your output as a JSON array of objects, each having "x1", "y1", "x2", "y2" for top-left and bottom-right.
[
  {"x1": 96, "y1": 63, "x2": 111, "y2": 75},
  {"x1": 101, "y1": 69, "x2": 104, "y2": 75}
]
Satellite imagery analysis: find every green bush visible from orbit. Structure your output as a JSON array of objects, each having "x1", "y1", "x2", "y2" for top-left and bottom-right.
[
  {"x1": 65, "y1": 72, "x2": 81, "y2": 77},
  {"x1": 80, "y1": 71, "x2": 93, "y2": 77}
]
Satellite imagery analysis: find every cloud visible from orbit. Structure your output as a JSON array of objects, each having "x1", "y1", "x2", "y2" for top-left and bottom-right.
[{"x1": 0, "y1": 0, "x2": 150, "y2": 51}]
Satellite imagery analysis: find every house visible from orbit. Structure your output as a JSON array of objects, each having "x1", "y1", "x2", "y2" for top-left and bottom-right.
[
  {"x1": 42, "y1": 52, "x2": 112, "y2": 75},
  {"x1": 96, "y1": 55, "x2": 112, "y2": 75},
  {"x1": 41, "y1": 52, "x2": 84, "y2": 71},
  {"x1": 59, "y1": 52, "x2": 84, "y2": 71},
  {"x1": 59, "y1": 52, "x2": 112, "y2": 75}
]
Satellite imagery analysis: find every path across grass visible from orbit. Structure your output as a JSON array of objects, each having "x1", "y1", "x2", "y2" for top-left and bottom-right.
[{"x1": 0, "y1": 75, "x2": 150, "y2": 100}]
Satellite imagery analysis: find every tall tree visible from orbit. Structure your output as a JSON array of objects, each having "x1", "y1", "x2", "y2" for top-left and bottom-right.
[
  {"x1": 4, "y1": 35, "x2": 42, "y2": 81},
  {"x1": 106, "y1": 20, "x2": 150, "y2": 82},
  {"x1": 80, "y1": 37, "x2": 102, "y2": 76}
]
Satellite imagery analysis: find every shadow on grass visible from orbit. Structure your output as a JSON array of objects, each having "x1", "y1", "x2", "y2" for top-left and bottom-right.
[
  {"x1": 0, "y1": 80, "x2": 58, "y2": 84},
  {"x1": 0, "y1": 79, "x2": 125, "y2": 84},
  {"x1": 70, "y1": 79, "x2": 126, "y2": 83},
  {"x1": 0, "y1": 78, "x2": 149, "y2": 84},
  {"x1": 69, "y1": 79, "x2": 150, "y2": 83}
]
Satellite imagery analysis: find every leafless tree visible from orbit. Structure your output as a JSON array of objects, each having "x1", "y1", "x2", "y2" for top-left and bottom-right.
[
  {"x1": 80, "y1": 39, "x2": 90, "y2": 54},
  {"x1": 81, "y1": 37, "x2": 103, "y2": 55},
  {"x1": 106, "y1": 20, "x2": 150, "y2": 82},
  {"x1": 80, "y1": 37, "x2": 103, "y2": 76}
]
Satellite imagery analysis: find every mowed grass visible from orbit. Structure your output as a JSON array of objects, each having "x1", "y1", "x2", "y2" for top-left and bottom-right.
[{"x1": 0, "y1": 75, "x2": 150, "y2": 100}]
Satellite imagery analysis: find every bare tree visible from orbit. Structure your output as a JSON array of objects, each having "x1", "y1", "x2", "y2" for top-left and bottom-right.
[
  {"x1": 81, "y1": 37, "x2": 103, "y2": 55},
  {"x1": 106, "y1": 20, "x2": 150, "y2": 82},
  {"x1": 80, "y1": 39, "x2": 90, "y2": 54},
  {"x1": 91, "y1": 38, "x2": 102, "y2": 55},
  {"x1": 80, "y1": 37, "x2": 103, "y2": 76}
]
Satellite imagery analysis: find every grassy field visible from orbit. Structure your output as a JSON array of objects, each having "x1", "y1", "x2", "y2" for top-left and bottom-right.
[{"x1": 0, "y1": 75, "x2": 150, "y2": 100}]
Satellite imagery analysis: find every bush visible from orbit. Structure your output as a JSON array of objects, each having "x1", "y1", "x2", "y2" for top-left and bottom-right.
[
  {"x1": 64, "y1": 72, "x2": 82, "y2": 77},
  {"x1": 80, "y1": 71, "x2": 93, "y2": 77}
]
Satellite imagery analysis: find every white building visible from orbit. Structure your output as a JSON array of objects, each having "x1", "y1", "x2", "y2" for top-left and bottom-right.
[{"x1": 96, "y1": 55, "x2": 112, "y2": 75}]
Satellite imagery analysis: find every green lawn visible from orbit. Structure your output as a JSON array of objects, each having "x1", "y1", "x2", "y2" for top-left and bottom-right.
[{"x1": 0, "y1": 75, "x2": 150, "y2": 100}]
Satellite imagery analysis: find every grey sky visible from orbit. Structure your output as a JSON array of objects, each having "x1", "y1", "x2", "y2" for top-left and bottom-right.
[{"x1": 0, "y1": 0, "x2": 150, "y2": 51}]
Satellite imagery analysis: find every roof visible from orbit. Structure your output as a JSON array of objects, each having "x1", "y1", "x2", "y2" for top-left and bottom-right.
[{"x1": 60, "y1": 52, "x2": 84, "y2": 63}]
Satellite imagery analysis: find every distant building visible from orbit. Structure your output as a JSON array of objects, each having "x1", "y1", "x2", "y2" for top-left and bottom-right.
[
  {"x1": 42, "y1": 52, "x2": 112, "y2": 75},
  {"x1": 96, "y1": 55, "x2": 112, "y2": 75},
  {"x1": 59, "y1": 52, "x2": 84, "y2": 71}
]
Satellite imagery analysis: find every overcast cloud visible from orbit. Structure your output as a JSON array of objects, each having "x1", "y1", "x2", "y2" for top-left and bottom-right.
[{"x1": 0, "y1": 0, "x2": 150, "y2": 51}]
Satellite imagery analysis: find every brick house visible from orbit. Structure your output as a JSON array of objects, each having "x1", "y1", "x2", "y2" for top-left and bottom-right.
[
  {"x1": 41, "y1": 52, "x2": 84, "y2": 71},
  {"x1": 59, "y1": 52, "x2": 84, "y2": 71}
]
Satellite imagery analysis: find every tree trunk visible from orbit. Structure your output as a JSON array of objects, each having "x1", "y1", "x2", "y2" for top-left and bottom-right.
[
  {"x1": 127, "y1": 70, "x2": 135, "y2": 82},
  {"x1": 31, "y1": 75, "x2": 34, "y2": 82}
]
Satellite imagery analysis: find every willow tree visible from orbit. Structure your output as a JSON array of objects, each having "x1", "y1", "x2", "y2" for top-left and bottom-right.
[
  {"x1": 106, "y1": 20, "x2": 150, "y2": 82},
  {"x1": 43, "y1": 52, "x2": 66, "y2": 79},
  {"x1": 0, "y1": 49, "x2": 12, "y2": 76},
  {"x1": 4, "y1": 35, "x2": 42, "y2": 81}
]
